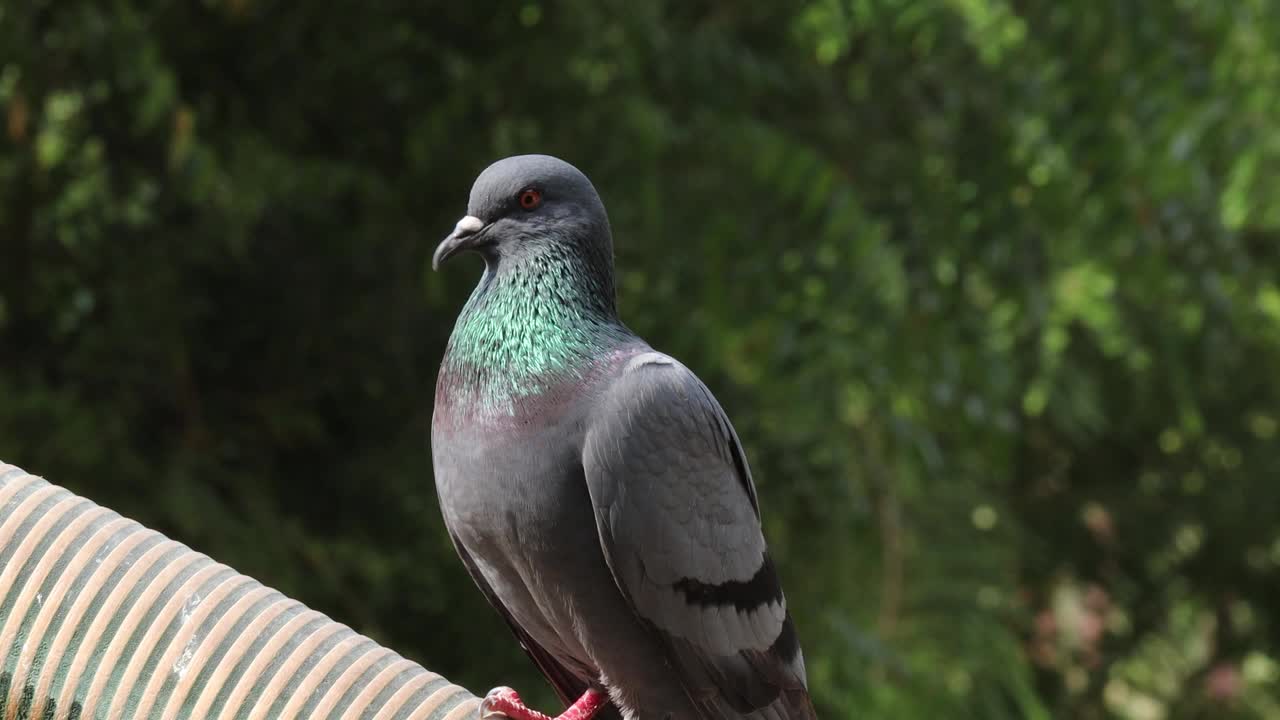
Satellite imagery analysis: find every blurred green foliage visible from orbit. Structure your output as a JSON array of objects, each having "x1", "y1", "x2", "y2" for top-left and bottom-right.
[{"x1": 3, "y1": 1, "x2": 1280, "y2": 717}]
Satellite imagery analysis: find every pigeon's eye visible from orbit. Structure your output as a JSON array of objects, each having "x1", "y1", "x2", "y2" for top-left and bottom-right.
[{"x1": 518, "y1": 188, "x2": 542, "y2": 211}]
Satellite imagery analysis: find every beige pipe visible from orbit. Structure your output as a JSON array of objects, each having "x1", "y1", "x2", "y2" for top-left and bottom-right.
[{"x1": 0, "y1": 462, "x2": 481, "y2": 720}]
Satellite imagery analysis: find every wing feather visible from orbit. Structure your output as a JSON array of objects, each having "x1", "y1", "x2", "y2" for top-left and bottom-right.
[{"x1": 583, "y1": 353, "x2": 814, "y2": 719}]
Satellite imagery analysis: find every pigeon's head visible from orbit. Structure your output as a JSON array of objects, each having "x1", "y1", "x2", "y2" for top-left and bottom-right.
[{"x1": 432, "y1": 154, "x2": 612, "y2": 271}]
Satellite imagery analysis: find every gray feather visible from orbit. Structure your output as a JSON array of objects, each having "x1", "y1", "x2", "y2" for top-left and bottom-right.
[
  {"x1": 432, "y1": 155, "x2": 814, "y2": 720},
  {"x1": 583, "y1": 354, "x2": 812, "y2": 718}
]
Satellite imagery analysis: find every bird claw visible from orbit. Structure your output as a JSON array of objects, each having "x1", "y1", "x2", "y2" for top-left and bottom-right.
[
  {"x1": 479, "y1": 685, "x2": 607, "y2": 720},
  {"x1": 480, "y1": 687, "x2": 544, "y2": 720},
  {"x1": 480, "y1": 686, "x2": 513, "y2": 720}
]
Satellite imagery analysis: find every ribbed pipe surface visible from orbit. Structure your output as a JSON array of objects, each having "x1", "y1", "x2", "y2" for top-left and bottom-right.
[{"x1": 0, "y1": 463, "x2": 481, "y2": 720}]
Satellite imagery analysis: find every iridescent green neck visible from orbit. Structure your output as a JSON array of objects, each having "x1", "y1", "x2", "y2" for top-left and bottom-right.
[{"x1": 441, "y1": 247, "x2": 630, "y2": 416}]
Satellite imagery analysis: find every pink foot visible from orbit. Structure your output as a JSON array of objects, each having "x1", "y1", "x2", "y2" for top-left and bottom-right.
[{"x1": 480, "y1": 687, "x2": 608, "y2": 720}]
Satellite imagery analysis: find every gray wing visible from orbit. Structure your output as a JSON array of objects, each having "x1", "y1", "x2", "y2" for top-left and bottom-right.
[{"x1": 583, "y1": 352, "x2": 814, "y2": 720}]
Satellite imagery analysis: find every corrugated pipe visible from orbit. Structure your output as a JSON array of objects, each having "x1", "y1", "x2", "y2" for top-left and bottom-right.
[{"x1": 0, "y1": 462, "x2": 482, "y2": 719}]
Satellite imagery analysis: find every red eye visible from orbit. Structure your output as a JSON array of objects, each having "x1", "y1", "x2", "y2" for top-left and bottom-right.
[{"x1": 519, "y1": 188, "x2": 542, "y2": 210}]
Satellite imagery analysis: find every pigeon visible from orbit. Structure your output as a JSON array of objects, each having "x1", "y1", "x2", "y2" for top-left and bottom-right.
[{"x1": 431, "y1": 155, "x2": 815, "y2": 720}]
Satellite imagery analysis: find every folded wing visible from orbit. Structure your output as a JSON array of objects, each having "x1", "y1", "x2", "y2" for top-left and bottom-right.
[{"x1": 583, "y1": 353, "x2": 814, "y2": 720}]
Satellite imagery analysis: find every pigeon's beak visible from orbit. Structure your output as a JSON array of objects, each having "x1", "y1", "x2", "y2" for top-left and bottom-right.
[{"x1": 432, "y1": 215, "x2": 488, "y2": 271}]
